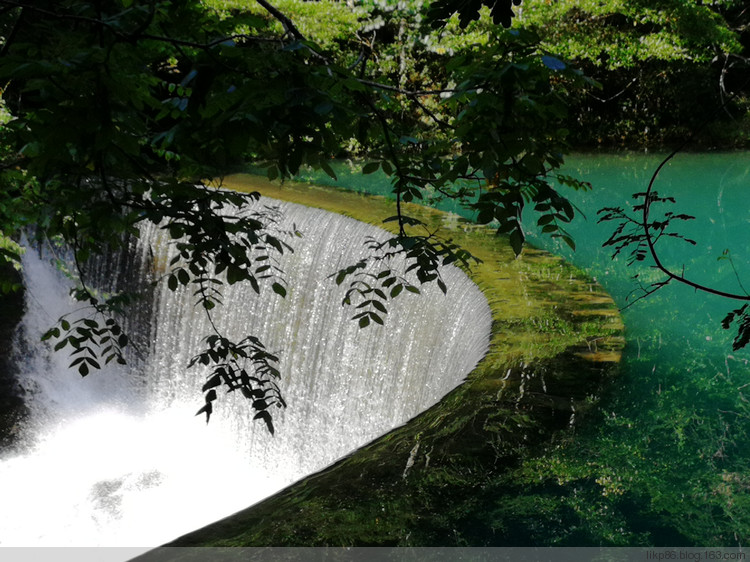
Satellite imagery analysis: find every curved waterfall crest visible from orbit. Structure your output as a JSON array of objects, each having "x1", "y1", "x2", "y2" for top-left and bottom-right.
[{"x1": 0, "y1": 196, "x2": 491, "y2": 547}]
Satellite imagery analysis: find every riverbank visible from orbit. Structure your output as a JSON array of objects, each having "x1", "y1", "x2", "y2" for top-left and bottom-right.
[{"x1": 154, "y1": 175, "x2": 623, "y2": 548}]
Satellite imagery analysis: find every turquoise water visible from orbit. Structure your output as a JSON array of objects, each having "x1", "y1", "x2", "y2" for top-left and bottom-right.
[
  {"x1": 299, "y1": 153, "x2": 750, "y2": 545},
  {"x1": 529, "y1": 153, "x2": 750, "y2": 357},
  {"x1": 519, "y1": 152, "x2": 750, "y2": 546},
  {"x1": 300, "y1": 153, "x2": 750, "y2": 351}
]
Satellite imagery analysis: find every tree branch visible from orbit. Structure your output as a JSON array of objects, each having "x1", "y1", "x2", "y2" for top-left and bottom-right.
[
  {"x1": 254, "y1": 0, "x2": 305, "y2": 41},
  {"x1": 358, "y1": 78, "x2": 461, "y2": 96},
  {"x1": 371, "y1": 104, "x2": 406, "y2": 237},
  {"x1": 636, "y1": 69, "x2": 750, "y2": 302}
]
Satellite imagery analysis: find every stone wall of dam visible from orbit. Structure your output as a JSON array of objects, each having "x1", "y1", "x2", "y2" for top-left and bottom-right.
[{"x1": 158, "y1": 177, "x2": 624, "y2": 549}]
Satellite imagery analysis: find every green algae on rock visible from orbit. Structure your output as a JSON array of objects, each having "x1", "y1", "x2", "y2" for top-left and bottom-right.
[{"x1": 162, "y1": 175, "x2": 623, "y2": 548}]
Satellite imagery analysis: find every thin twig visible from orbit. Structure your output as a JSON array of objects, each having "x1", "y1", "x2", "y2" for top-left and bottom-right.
[
  {"x1": 640, "y1": 73, "x2": 750, "y2": 302},
  {"x1": 254, "y1": 0, "x2": 304, "y2": 41}
]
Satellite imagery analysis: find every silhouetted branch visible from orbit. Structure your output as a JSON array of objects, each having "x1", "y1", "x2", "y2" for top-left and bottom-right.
[
  {"x1": 254, "y1": 0, "x2": 305, "y2": 41},
  {"x1": 641, "y1": 148, "x2": 750, "y2": 302}
]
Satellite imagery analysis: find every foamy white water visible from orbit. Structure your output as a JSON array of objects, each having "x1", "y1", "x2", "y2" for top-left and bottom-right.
[{"x1": 0, "y1": 198, "x2": 491, "y2": 548}]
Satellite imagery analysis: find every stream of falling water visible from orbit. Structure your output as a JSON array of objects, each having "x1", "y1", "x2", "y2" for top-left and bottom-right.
[{"x1": 0, "y1": 197, "x2": 491, "y2": 549}]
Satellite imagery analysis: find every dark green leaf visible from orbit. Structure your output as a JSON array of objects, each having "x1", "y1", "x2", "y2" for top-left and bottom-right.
[
  {"x1": 202, "y1": 374, "x2": 222, "y2": 391},
  {"x1": 178, "y1": 268, "x2": 190, "y2": 286},
  {"x1": 437, "y1": 278, "x2": 447, "y2": 294},
  {"x1": 272, "y1": 282, "x2": 286, "y2": 297},
  {"x1": 254, "y1": 410, "x2": 274, "y2": 435},
  {"x1": 196, "y1": 403, "x2": 213, "y2": 423},
  {"x1": 42, "y1": 327, "x2": 60, "y2": 341},
  {"x1": 509, "y1": 229, "x2": 524, "y2": 257},
  {"x1": 321, "y1": 161, "x2": 337, "y2": 180}
]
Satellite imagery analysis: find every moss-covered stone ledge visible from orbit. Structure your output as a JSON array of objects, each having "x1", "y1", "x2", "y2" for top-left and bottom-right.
[{"x1": 159, "y1": 176, "x2": 624, "y2": 548}]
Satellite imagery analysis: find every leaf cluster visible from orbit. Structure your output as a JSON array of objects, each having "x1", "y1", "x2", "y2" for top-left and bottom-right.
[
  {"x1": 516, "y1": 0, "x2": 742, "y2": 70},
  {"x1": 0, "y1": 0, "x2": 596, "y2": 431},
  {"x1": 721, "y1": 305, "x2": 750, "y2": 351},
  {"x1": 598, "y1": 191, "x2": 696, "y2": 266},
  {"x1": 163, "y1": 194, "x2": 294, "y2": 310},
  {"x1": 509, "y1": 0, "x2": 748, "y2": 147},
  {"x1": 41, "y1": 291, "x2": 132, "y2": 377},
  {"x1": 190, "y1": 333, "x2": 284, "y2": 433},
  {"x1": 333, "y1": 221, "x2": 479, "y2": 328},
  {"x1": 427, "y1": 0, "x2": 521, "y2": 29}
]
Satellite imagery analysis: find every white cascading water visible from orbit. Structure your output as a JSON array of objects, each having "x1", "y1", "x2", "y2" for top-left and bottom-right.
[{"x1": 0, "y1": 197, "x2": 491, "y2": 548}]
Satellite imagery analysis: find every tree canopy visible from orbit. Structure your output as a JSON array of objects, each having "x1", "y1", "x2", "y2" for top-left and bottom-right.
[
  {"x1": 512, "y1": 0, "x2": 749, "y2": 146},
  {"x1": 0, "y1": 0, "x2": 746, "y2": 430},
  {"x1": 0, "y1": 0, "x2": 593, "y2": 430}
]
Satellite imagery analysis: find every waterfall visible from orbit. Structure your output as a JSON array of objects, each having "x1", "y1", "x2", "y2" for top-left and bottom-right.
[{"x1": 0, "y1": 197, "x2": 492, "y2": 548}]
